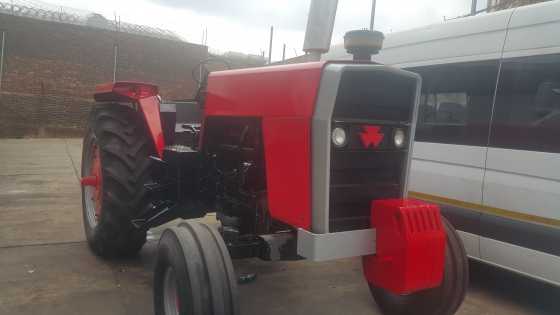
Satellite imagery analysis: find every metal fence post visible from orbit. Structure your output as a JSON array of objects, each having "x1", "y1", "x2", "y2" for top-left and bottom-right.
[
  {"x1": 0, "y1": 31, "x2": 6, "y2": 92},
  {"x1": 113, "y1": 43, "x2": 118, "y2": 82},
  {"x1": 268, "y1": 26, "x2": 273, "y2": 64}
]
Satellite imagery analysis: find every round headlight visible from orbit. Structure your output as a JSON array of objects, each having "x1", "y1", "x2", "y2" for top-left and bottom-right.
[
  {"x1": 393, "y1": 128, "x2": 406, "y2": 148},
  {"x1": 332, "y1": 127, "x2": 348, "y2": 148}
]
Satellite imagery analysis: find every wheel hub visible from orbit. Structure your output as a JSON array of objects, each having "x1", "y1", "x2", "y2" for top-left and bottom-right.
[{"x1": 81, "y1": 143, "x2": 103, "y2": 223}]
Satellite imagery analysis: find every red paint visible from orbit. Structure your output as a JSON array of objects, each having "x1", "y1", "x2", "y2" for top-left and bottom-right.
[
  {"x1": 363, "y1": 199, "x2": 446, "y2": 294},
  {"x1": 203, "y1": 62, "x2": 325, "y2": 229},
  {"x1": 138, "y1": 96, "x2": 165, "y2": 158},
  {"x1": 93, "y1": 82, "x2": 164, "y2": 158},
  {"x1": 80, "y1": 176, "x2": 98, "y2": 187},
  {"x1": 262, "y1": 117, "x2": 311, "y2": 229},
  {"x1": 94, "y1": 81, "x2": 159, "y2": 102},
  {"x1": 360, "y1": 125, "x2": 384, "y2": 149},
  {"x1": 204, "y1": 62, "x2": 325, "y2": 117}
]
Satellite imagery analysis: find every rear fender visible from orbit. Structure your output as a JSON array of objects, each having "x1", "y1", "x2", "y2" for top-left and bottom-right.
[{"x1": 94, "y1": 82, "x2": 164, "y2": 157}]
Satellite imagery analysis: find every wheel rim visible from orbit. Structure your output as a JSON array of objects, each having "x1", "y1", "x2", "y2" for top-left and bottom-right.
[
  {"x1": 82, "y1": 140, "x2": 102, "y2": 228},
  {"x1": 163, "y1": 267, "x2": 180, "y2": 315}
]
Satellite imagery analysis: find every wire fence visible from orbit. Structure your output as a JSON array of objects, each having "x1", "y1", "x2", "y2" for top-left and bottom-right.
[{"x1": 0, "y1": 0, "x2": 183, "y2": 42}]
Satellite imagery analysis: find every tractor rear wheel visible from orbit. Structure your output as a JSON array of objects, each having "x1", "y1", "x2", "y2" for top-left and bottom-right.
[
  {"x1": 81, "y1": 104, "x2": 155, "y2": 258},
  {"x1": 369, "y1": 218, "x2": 469, "y2": 315},
  {"x1": 153, "y1": 221, "x2": 239, "y2": 315}
]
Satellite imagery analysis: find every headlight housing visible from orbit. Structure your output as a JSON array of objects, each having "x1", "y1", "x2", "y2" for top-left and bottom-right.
[
  {"x1": 332, "y1": 127, "x2": 348, "y2": 148},
  {"x1": 393, "y1": 128, "x2": 406, "y2": 149}
]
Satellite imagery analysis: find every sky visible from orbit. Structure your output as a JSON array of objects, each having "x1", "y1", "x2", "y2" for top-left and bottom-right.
[{"x1": 33, "y1": 0, "x2": 487, "y2": 61}]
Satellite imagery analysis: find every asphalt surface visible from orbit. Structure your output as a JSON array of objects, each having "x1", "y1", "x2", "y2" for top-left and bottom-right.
[{"x1": 0, "y1": 138, "x2": 559, "y2": 315}]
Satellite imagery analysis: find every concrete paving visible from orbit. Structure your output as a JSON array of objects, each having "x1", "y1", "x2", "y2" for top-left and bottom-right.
[{"x1": 0, "y1": 138, "x2": 559, "y2": 315}]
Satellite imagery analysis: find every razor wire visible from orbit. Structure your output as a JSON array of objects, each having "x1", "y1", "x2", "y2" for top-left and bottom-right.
[{"x1": 0, "y1": 0, "x2": 183, "y2": 42}]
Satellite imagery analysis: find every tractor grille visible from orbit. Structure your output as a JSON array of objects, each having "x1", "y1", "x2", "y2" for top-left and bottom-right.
[
  {"x1": 328, "y1": 69, "x2": 417, "y2": 232},
  {"x1": 329, "y1": 123, "x2": 407, "y2": 232}
]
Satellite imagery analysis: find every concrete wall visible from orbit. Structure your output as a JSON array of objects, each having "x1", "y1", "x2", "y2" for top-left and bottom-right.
[{"x1": 0, "y1": 13, "x2": 208, "y2": 137}]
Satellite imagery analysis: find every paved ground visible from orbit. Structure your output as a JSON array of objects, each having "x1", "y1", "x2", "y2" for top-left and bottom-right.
[{"x1": 0, "y1": 138, "x2": 559, "y2": 315}]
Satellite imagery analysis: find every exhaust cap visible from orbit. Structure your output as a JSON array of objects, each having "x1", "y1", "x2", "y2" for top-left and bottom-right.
[{"x1": 344, "y1": 29, "x2": 384, "y2": 61}]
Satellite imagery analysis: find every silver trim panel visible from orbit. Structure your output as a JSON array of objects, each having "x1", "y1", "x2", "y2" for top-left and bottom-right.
[
  {"x1": 458, "y1": 230, "x2": 481, "y2": 258},
  {"x1": 297, "y1": 228, "x2": 376, "y2": 261},
  {"x1": 311, "y1": 63, "x2": 422, "y2": 233},
  {"x1": 479, "y1": 236, "x2": 560, "y2": 287},
  {"x1": 311, "y1": 64, "x2": 344, "y2": 233},
  {"x1": 402, "y1": 72, "x2": 422, "y2": 197}
]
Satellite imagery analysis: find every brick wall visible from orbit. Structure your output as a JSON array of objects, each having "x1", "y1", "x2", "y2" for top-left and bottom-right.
[{"x1": 0, "y1": 13, "x2": 208, "y2": 137}]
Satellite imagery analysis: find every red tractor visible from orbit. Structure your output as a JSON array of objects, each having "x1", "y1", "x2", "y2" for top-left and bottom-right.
[{"x1": 80, "y1": 6, "x2": 468, "y2": 314}]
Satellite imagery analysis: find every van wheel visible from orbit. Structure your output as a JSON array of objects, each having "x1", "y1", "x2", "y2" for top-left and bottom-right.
[
  {"x1": 369, "y1": 218, "x2": 468, "y2": 315},
  {"x1": 154, "y1": 221, "x2": 239, "y2": 315}
]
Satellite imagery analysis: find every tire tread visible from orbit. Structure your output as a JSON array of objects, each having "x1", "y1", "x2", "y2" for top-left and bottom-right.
[
  {"x1": 154, "y1": 222, "x2": 239, "y2": 315},
  {"x1": 81, "y1": 103, "x2": 154, "y2": 258}
]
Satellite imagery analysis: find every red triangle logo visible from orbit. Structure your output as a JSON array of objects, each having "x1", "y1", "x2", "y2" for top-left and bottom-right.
[{"x1": 360, "y1": 125, "x2": 384, "y2": 148}]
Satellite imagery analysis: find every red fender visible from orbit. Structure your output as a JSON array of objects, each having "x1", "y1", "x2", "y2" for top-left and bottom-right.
[{"x1": 94, "y1": 82, "x2": 165, "y2": 158}]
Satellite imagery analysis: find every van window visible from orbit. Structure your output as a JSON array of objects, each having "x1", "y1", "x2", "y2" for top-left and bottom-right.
[
  {"x1": 408, "y1": 60, "x2": 499, "y2": 146},
  {"x1": 490, "y1": 54, "x2": 560, "y2": 153},
  {"x1": 421, "y1": 92, "x2": 468, "y2": 125}
]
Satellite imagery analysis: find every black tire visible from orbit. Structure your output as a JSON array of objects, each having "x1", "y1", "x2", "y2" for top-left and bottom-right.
[
  {"x1": 369, "y1": 218, "x2": 469, "y2": 315},
  {"x1": 154, "y1": 221, "x2": 239, "y2": 315},
  {"x1": 81, "y1": 104, "x2": 154, "y2": 258}
]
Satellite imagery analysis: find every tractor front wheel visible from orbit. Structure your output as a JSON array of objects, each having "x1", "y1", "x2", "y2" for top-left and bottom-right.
[
  {"x1": 153, "y1": 221, "x2": 239, "y2": 315},
  {"x1": 369, "y1": 218, "x2": 469, "y2": 315},
  {"x1": 81, "y1": 104, "x2": 155, "y2": 258}
]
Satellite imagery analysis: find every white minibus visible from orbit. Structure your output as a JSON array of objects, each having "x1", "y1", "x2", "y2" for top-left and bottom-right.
[{"x1": 325, "y1": 0, "x2": 560, "y2": 286}]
